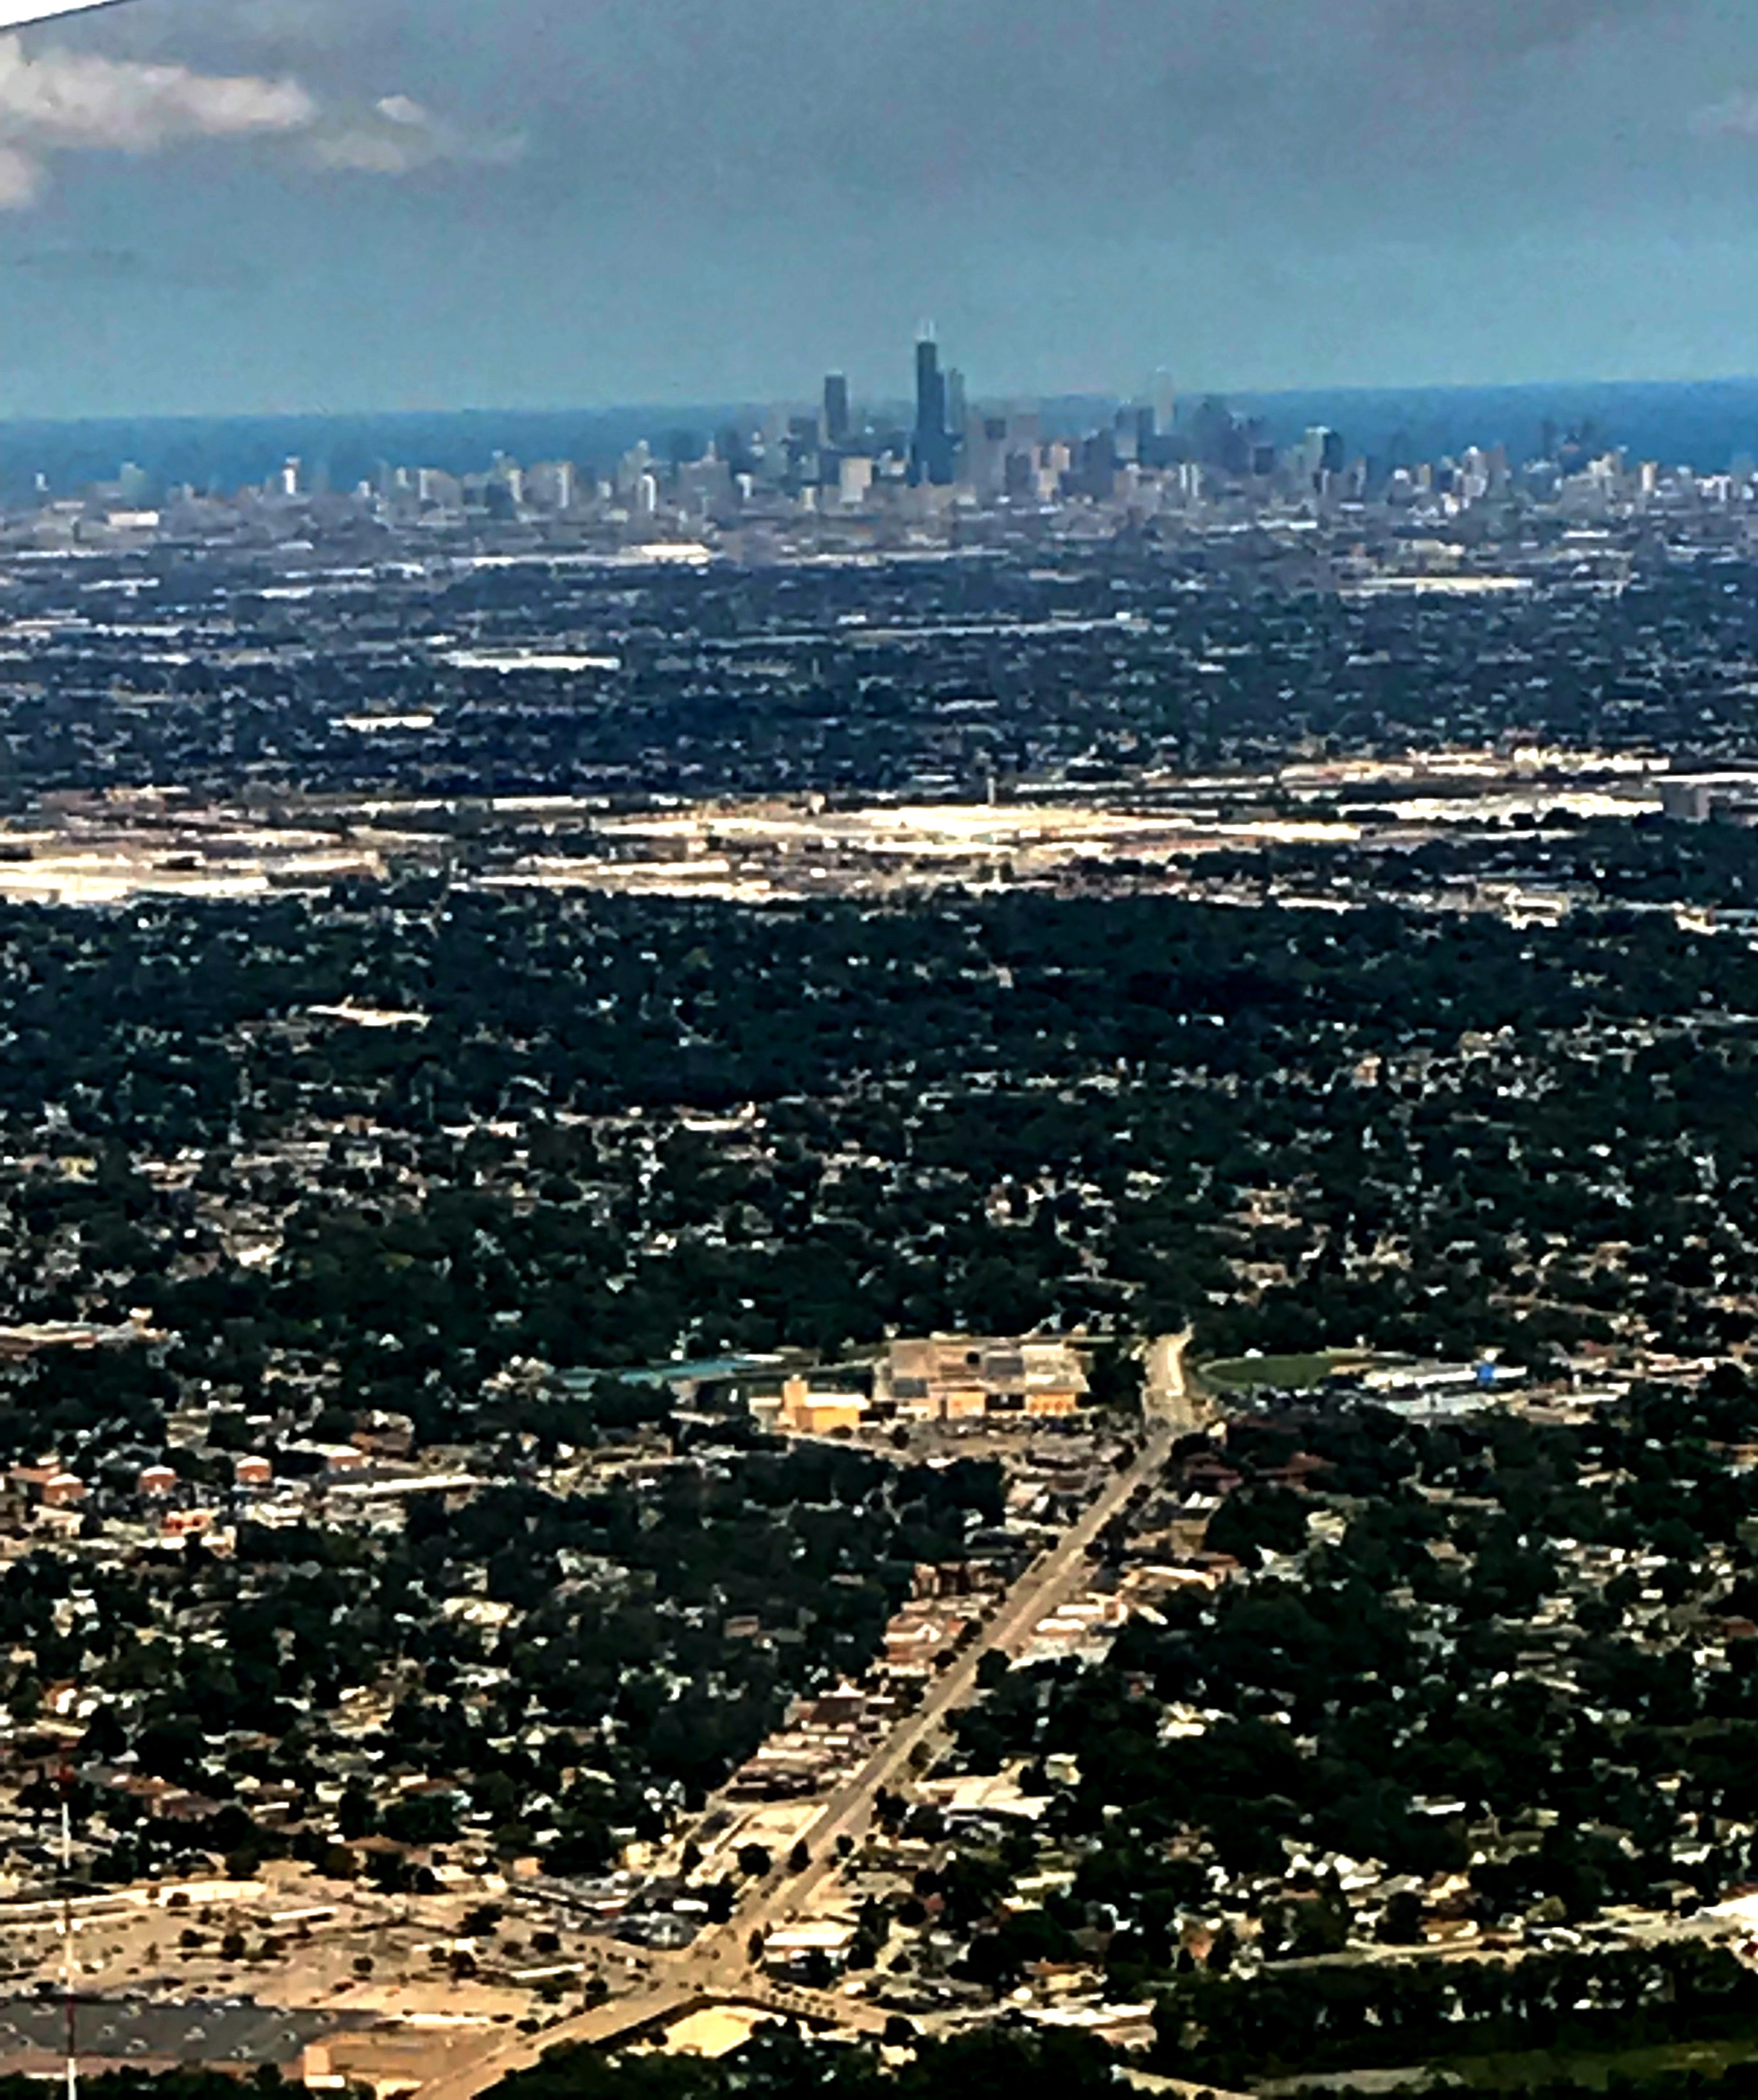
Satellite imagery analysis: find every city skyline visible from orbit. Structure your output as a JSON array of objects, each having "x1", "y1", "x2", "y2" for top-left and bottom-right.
[
  {"x1": 8, "y1": 315, "x2": 1745, "y2": 536},
  {"x1": 6, "y1": 1, "x2": 1758, "y2": 417}
]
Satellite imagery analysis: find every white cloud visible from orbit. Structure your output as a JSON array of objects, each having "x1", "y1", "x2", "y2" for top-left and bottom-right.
[
  {"x1": 0, "y1": 33, "x2": 315, "y2": 147},
  {"x1": 0, "y1": 30, "x2": 514, "y2": 205}
]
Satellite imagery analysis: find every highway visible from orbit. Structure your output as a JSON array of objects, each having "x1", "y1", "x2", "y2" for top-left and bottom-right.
[{"x1": 416, "y1": 1398, "x2": 1183, "y2": 2100}]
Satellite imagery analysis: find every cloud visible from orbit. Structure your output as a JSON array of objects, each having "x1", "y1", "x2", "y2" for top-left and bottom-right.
[
  {"x1": 1693, "y1": 90, "x2": 1758, "y2": 138},
  {"x1": 0, "y1": 136, "x2": 35, "y2": 204},
  {"x1": 0, "y1": 33, "x2": 313, "y2": 148},
  {"x1": 0, "y1": 26, "x2": 512, "y2": 205},
  {"x1": 0, "y1": 30, "x2": 313, "y2": 199},
  {"x1": 303, "y1": 91, "x2": 524, "y2": 176}
]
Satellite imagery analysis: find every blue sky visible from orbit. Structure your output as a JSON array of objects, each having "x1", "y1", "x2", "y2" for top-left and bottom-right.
[{"x1": 3, "y1": 0, "x2": 1758, "y2": 417}]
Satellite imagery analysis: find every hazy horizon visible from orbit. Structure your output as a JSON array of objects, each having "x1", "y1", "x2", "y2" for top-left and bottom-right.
[
  {"x1": 13, "y1": 370, "x2": 1758, "y2": 428},
  {"x1": 13, "y1": 373, "x2": 1758, "y2": 502}
]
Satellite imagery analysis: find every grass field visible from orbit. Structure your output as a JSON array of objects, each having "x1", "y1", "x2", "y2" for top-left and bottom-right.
[
  {"x1": 1432, "y1": 2034, "x2": 1758, "y2": 2090},
  {"x1": 1200, "y1": 1349, "x2": 1376, "y2": 1392}
]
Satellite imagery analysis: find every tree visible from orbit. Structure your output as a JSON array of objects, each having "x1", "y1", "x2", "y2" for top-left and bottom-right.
[
  {"x1": 338, "y1": 1782, "x2": 377, "y2": 1841},
  {"x1": 798, "y1": 1949, "x2": 833, "y2": 1991},
  {"x1": 1378, "y1": 1891, "x2": 1426, "y2": 1946},
  {"x1": 975, "y1": 1648, "x2": 1010, "y2": 1692}
]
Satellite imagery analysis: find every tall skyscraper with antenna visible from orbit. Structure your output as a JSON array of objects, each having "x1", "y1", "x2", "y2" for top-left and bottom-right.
[{"x1": 912, "y1": 327, "x2": 956, "y2": 485}]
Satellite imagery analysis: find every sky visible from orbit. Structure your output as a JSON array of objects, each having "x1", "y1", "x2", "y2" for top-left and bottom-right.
[{"x1": 3, "y1": 0, "x2": 1758, "y2": 418}]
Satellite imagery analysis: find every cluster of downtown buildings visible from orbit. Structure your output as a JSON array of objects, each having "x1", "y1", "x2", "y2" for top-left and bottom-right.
[{"x1": 20, "y1": 331, "x2": 1758, "y2": 552}]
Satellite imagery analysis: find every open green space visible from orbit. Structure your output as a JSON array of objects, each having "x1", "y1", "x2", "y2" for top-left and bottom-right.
[
  {"x1": 1200, "y1": 1349, "x2": 1379, "y2": 1392},
  {"x1": 1425, "y1": 2033, "x2": 1758, "y2": 2092}
]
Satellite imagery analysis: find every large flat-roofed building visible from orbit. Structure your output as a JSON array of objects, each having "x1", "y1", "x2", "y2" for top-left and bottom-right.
[
  {"x1": 877, "y1": 1336, "x2": 1088, "y2": 1422},
  {"x1": 754, "y1": 1334, "x2": 1092, "y2": 1438},
  {"x1": 1660, "y1": 772, "x2": 1758, "y2": 823}
]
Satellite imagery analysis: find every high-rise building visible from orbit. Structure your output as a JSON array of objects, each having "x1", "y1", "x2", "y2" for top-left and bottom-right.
[
  {"x1": 618, "y1": 441, "x2": 653, "y2": 499},
  {"x1": 1299, "y1": 426, "x2": 1343, "y2": 488},
  {"x1": 823, "y1": 372, "x2": 851, "y2": 448},
  {"x1": 838, "y1": 456, "x2": 874, "y2": 508},
  {"x1": 527, "y1": 460, "x2": 576, "y2": 512},
  {"x1": 966, "y1": 415, "x2": 1010, "y2": 501},
  {"x1": 915, "y1": 334, "x2": 944, "y2": 435},
  {"x1": 1078, "y1": 430, "x2": 1119, "y2": 501},
  {"x1": 1152, "y1": 369, "x2": 1176, "y2": 441},
  {"x1": 946, "y1": 367, "x2": 967, "y2": 440},
  {"x1": 912, "y1": 330, "x2": 955, "y2": 486},
  {"x1": 1191, "y1": 397, "x2": 1237, "y2": 470}
]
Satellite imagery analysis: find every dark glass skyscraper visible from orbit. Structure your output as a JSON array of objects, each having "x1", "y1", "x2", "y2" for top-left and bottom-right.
[
  {"x1": 912, "y1": 333, "x2": 953, "y2": 485},
  {"x1": 823, "y1": 372, "x2": 851, "y2": 448},
  {"x1": 916, "y1": 338, "x2": 944, "y2": 434}
]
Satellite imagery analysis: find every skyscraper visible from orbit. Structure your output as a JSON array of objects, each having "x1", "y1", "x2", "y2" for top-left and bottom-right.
[
  {"x1": 1152, "y1": 369, "x2": 1176, "y2": 441},
  {"x1": 916, "y1": 335, "x2": 944, "y2": 437},
  {"x1": 823, "y1": 372, "x2": 851, "y2": 448},
  {"x1": 912, "y1": 330, "x2": 955, "y2": 485},
  {"x1": 1300, "y1": 426, "x2": 1342, "y2": 488}
]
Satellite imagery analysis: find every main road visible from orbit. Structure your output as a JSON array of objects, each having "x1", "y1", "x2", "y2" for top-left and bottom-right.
[
  {"x1": 1143, "y1": 1327, "x2": 1200, "y2": 1434},
  {"x1": 416, "y1": 1399, "x2": 1184, "y2": 2100},
  {"x1": 695, "y1": 1413, "x2": 1179, "y2": 1967}
]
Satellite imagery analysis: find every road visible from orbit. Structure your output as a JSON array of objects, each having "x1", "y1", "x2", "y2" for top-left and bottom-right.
[
  {"x1": 409, "y1": 1984, "x2": 701, "y2": 2100},
  {"x1": 414, "y1": 1417, "x2": 1179, "y2": 2100},
  {"x1": 695, "y1": 1418, "x2": 1177, "y2": 1966},
  {"x1": 1144, "y1": 1328, "x2": 1200, "y2": 1434},
  {"x1": 412, "y1": 1971, "x2": 898, "y2": 2100}
]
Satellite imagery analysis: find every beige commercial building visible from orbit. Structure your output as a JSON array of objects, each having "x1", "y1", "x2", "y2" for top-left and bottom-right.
[
  {"x1": 876, "y1": 1337, "x2": 1088, "y2": 1422},
  {"x1": 777, "y1": 1377, "x2": 867, "y2": 1436}
]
